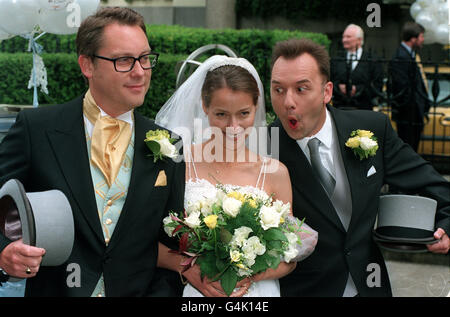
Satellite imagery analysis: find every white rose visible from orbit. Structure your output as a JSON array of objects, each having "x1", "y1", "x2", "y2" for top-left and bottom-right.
[
  {"x1": 222, "y1": 197, "x2": 242, "y2": 218},
  {"x1": 359, "y1": 137, "x2": 377, "y2": 150},
  {"x1": 283, "y1": 246, "x2": 299, "y2": 263},
  {"x1": 158, "y1": 138, "x2": 177, "y2": 158},
  {"x1": 186, "y1": 200, "x2": 201, "y2": 215},
  {"x1": 184, "y1": 211, "x2": 201, "y2": 228},
  {"x1": 231, "y1": 226, "x2": 253, "y2": 248},
  {"x1": 200, "y1": 198, "x2": 215, "y2": 217},
  {"x1": 286, "y1": 231, "x2": 298, "y2": 246},
  {"x1": 243, "y1": 236, "x2": 266, "y2": 256},
  {"x1": 273, "y1": 200, "x2": 291, "y2": 218},
  {"x1": 230, "y1": 250, "x2": 242, "y2": 263},
  {"x1": 259, "y1": 205, "x2": 282, "y2": 230},
  {"x1": 163, "y1": 216, "x2": 174, "y2": 236}
]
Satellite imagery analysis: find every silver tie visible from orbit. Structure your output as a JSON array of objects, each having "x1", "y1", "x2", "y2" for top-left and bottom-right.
[{"x1": 308, "y1": 138, "x2": 336, "y2": 197}]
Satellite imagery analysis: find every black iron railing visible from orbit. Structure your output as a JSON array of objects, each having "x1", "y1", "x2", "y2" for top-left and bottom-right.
[{"x1": 330, "y1": 56, "x2": 450, "y2": 173}]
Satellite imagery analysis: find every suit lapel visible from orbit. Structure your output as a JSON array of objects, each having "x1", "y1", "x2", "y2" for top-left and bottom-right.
[
  {"x1": 328, "y1": 106, "x2": 367, "y2": 232},
  {"x1": 46, "y1": 96, "x2": 104, "y2": 243},
  {"x1": 276, "y1": 121, "x2": 345, "y2": 232}
]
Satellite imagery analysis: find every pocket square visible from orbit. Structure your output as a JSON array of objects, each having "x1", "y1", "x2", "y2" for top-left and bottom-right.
[
  {"x1": 367, "y1": 166, "x2": 377, "y2": 177},
  {"x1": 154, "y1": 170, "x2": 167, "y2": 187}
]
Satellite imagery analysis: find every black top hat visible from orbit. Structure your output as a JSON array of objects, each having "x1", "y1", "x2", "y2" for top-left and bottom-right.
[
  {"x1": 373, "y1": 194, "x2": 439, "y2": 253},
  {"x1": 0, "y1": 179, "x2": 74, "y2": 280}
]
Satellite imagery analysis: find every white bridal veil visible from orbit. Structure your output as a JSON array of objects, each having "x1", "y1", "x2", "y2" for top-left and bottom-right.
[{"x1": 155, "y1": 55, "x2": 267, "y2": 147}]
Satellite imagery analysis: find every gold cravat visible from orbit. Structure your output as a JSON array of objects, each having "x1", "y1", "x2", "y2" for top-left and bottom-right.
[
  {"x1": 83, "y1": 90, "x2": 132, "y2": 187},
  {"x1": 415, "y1": 54, "x2": 429, "y2": 93}
]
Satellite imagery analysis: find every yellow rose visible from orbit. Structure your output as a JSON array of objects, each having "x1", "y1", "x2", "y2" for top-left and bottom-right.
[
  {"x1": 203, "y1": 214, "x2": 218, "y2": 229},
  {"x1": 228, "y1": 191, "x2": 245, "y2": 202},
  {"x1": 247, "y1": 198, "x2": 257, "y2": 208},
  {"x1": 345, "y1": 136, "x2": 361, "y2": 148},
  {"x1": 357, "y1": 130, "x2": 373, "y2": 138},
  {"x1": 230, "y1": 250, "x2": 241, "y2": 263}
]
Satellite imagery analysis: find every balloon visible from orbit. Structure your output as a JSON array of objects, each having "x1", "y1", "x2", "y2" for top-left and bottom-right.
[
  {"x1": 423, "y1": 30, "x2": 437, "y2": 44},
  {"x1": 76, "y1": 0, "x2": 100, "y2": 20},
  {"x1": 415, "y1": 11, "x2": 437, "y2": 31},
  {"x1": 0, "y1": 27, "x2": 14, "y2": 41},
  {"x1": 416, "y1": 0, "x2": 430, "y2": 8},
  {"x1": 0, "y1": 0, "x2": 40, "y2": 35},
  {"x1": 38, "y1": 7, "x2": 78, "y2": 34},
  {"x1": 410, "y1": 2, "x2": 422, "y2": 19},
  {"x1": 38, "y1": 0, "x2": 73, "y2": 11},
  {"x1": 38, "y1": 0, "x2": 100, "y2": 35},
  {"x1": 435, "y1": 1, "x2": 449, "y2": 24},
  {"x1": 434, "y1": 24, "x2": 449, "y2": 45}
]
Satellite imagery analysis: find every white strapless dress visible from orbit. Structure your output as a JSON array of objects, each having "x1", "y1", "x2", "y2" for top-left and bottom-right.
[{"x1": 182, "y1": 178, "x2": 281, "y2": 297}]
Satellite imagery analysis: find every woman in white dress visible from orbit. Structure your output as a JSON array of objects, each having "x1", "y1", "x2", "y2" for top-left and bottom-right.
[{"x1": 156, "y1": 55, "x2": 317, "y2": 297}]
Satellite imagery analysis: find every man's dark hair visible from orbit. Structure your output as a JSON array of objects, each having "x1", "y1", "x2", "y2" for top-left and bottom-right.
[
  {"x1": 401, "y1": 21, "x2": 425, "y2": 42},
  {"x1": 271, "y1": 38, "x2": 330, "y2": 81},
  {"x1": 76, "y1": 7, "x2": 147, "y2": 57}
]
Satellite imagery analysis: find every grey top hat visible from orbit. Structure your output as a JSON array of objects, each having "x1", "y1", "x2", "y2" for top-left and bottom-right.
[
  {"x1": 0, "y1": 179, "x2": 74, "y2": 272},
  {"x1": 374, "y1": 194, "x2": 438, "y2": 252}
]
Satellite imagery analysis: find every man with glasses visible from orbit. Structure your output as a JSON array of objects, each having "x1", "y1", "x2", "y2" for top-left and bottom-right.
[{"x1": 0, "y1": 7, "x2": 185, "y2": 296}]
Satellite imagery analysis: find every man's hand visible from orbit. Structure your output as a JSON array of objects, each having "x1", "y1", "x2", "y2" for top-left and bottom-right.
[
  {"x1": 338, "y1": 84, "x2": 356, "y2": 96},
  {"x1": 427, "y1": 228, "x2": 450, "y2": 254},
  {"x1": 0, "y1": 239, "x2": 46, "y2": 278}
]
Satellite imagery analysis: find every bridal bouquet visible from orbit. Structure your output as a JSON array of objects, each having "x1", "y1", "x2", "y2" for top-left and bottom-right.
[{"x1": 163, "y1": 184, "x2": 308, "y2": 296}]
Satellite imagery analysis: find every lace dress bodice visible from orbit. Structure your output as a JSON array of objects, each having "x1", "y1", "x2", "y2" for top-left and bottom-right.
[{"x1": 182, "y1": 156, "x2": 317, "y2": 297}]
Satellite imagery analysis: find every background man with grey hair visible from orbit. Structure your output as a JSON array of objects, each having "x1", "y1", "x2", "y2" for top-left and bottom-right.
[{"x1": 331, "y1": 24, "x2": 383, "y2": 111}]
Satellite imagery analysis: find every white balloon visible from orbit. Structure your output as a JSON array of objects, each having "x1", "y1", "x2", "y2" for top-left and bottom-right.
[
  {"x1": 37, "y1": 0, "x2": 100, "y2": 35},
  {"x1": 0, "y1": 0, "x2": 40, "y2": 35},
  {"x1": 416, "y1": 0, "x2": 430, "y2": 8},
  {"x1": 410, "y1": 2, "x2": 422, "y2": 19},
  {"x1": 423, "y1": 30, "x2": 437, "y2": 44},
  {"x1": 435, "y1": 1, "x2": 449, "y2": 24},
  {"x1": 38, "y1": 8, "x2": 77, "y2": 35},
  {"x1": 415, "y1": 10, "x2": 437, "y2": 31},
  {"x1": 76, "y1": 0, "x2": 100, "y2": 20},
  {"x1": 0, "y1": 27, "x2": 14, "y2": 41},
  {"x1": 38, "y1": 0, "x2": 73, "y2": 11},
  {"x1": 434, "y1": 24, "x2": 449, "y2": 45}
]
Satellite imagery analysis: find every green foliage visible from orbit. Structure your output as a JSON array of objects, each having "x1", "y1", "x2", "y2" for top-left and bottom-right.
[{"x1": 0, "y1": 24, "x2": 329, "y2": 118}]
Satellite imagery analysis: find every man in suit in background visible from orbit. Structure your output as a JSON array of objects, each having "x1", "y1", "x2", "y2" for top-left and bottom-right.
[
  {"x1": 389, "y1": 22, "x2": 430, "y2": 152},
  {"x1": 0, "y1": 7, "x2": 184, "y2": 296},
  {"x1": 270, "y1": 38, "x2": 449, "y2": 296},
  {"x1": 331, "y1": 24, "x2": 383, "y2": 110}
]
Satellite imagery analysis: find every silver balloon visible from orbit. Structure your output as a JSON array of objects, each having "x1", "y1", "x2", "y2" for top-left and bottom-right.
[
  {"x1": 0, "y1": 0, "x2": 40, "y2": 35},
  {"x1": 38, "y1": 7, "x2": 77, "y2": 35},
  {"x1": 435, "y1": 1, "x2": 449, "y2": 24},
  {"x1": 423, "y1": 30, "x2": 437, "y2": 44},
  {"x1": 0, "y1": 27, "x2": 14, "y2": 41},
  {"x1": 410, "y1": 1, "x2": 422, "y2": 19},
  {"x1": 76, "y1": 0, "x2": 100, "y2": 20},
  {"x1": 415, "y1": 10, "x2": 437, "y2": 31},
  {"x1": 434, "y1": 24, "x2": 449, "y2": 45},
  {"x1": 37, "y1": 0, "x2": 100, "y2": 35},
  {"x1": 38, "y1": 0, "x2": 73, "y2": 11}
]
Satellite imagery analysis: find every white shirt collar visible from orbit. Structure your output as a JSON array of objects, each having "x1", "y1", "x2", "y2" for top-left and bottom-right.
[
  {"x1": 401, "y1": 42, "x2": 414, "y2": 57},
  {"x1": 297, "y1": 109, "x2": 333, "y2": 155},
  {"x1": 347, "y1": 47, "x2": 362, "y2": 60}
]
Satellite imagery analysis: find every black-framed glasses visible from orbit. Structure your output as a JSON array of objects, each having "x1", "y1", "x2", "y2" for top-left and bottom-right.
[{"x1": 93, "y1": 52, "x2": 159, "y2": 72}]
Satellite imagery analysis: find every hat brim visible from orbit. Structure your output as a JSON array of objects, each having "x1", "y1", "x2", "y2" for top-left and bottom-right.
[
  {"x1": 374, "y1": 240, "x2": 434, "y2": 253},
  {"x1": 373, "y1": 226, "x2": 437, "y2": 243},
  {"x1": 0, "y1": 179, "x2": 36, "y2": 246}
]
